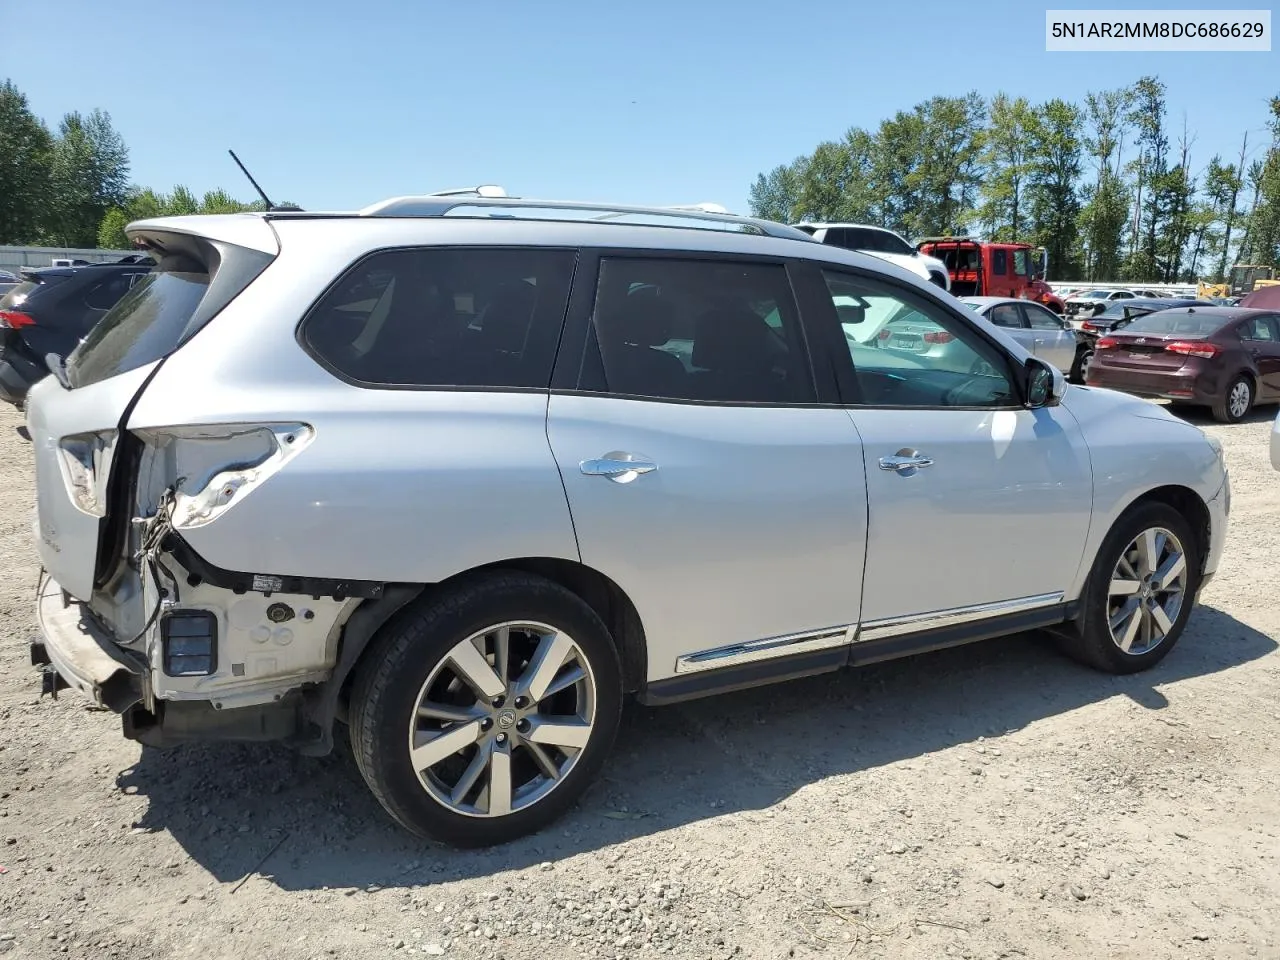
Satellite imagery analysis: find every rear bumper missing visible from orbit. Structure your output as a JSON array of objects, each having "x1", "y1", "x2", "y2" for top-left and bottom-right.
[{"x1": 34, "y1": 571, "x2": 143, "y2": 713}]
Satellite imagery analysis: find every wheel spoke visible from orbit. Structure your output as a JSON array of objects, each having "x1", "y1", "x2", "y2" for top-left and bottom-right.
[
  {"x1": 487, "y1": 740, "x2": 513, "y2": 816},
  {"x1": 493, "y1": 625, "x2": 511, "y2": 687},
  {"x1": 518, "y1": 632, "x2": 574, "y2": 703},
  {"x1": 1117, "y1": 555, "x2": 1140, "y2": 580},
  {"x1": 417, "y1": 701, "x2": 483, "y2": 723},
  {"x1": 1153, "y1": 551, "x2": 1185, "y2": 590},
  {"x1": 450, "y1": 743, "x2": 490, "y2": 805},
  {"x1": 1109, "y1": 578, "x2": 1141, "y2": 597},
  {"x1": 541, "y1": 664, "x2": 587, "y2": 700},
  {"x1": 1136, "y1": 530, "x2": 1160, "y2": 577},
  {"x1": 527, "y1": 717, "x2": 592, "y2": 751},
  {"x1": 410, "y1": 720, "x2": 482, "y2": 770},
  {"x1": 1150, "y1": 601, "x2": 1174, "y2": 636},
  {"x1": 525, "y1": 740, "x2": 562, "y2": 781},
  {"x1": 448, "y1": 640, "x2": 506, "y2": 700},
  {"x1": 1112, "y1": 600, "x2": 1143, "y2": 652}
]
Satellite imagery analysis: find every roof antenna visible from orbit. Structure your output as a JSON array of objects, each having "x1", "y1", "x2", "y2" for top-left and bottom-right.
[{"x1": 228, "y1": 149, "x2": 302, "y2": 211}]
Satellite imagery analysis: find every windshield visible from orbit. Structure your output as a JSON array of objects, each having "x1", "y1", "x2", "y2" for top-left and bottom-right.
[
  {"x1": 1120, "y1": 312, "x2": 1227, "y2": 337},
  {"x1": 1080, "y1": 290, "x2": 1110, "y2": 299}
]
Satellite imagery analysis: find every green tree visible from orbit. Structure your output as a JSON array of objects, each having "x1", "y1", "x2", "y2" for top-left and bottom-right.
[
  {"x1": 47, "y1": 109, "x2": 130, "y2": 246},
  {"x1": 0, "y1": 80, "x2": 54, "y2": 244},
  {"x1": 96, "y1": 207, "x2": 131, "y2": 249},
  {"x1": 1240, "y1": 97, "x2": 1280, "y2": 269},
  {"x1": 748, "y1": 160, "x2": 805, "y2": 222},
  {"x1": 793, "y1": 130, "x2": 876, "y2": 223},
  {"x1": 1124, "y1": 77, "x2": 1171, "y2": 281},
  {"x1": 906, "y1": 93, "x2": 987, "y2": 237},
  {"x1": 1026, "y1": 98, "x2": 1083, "y2": 279},
  {"x1": 978, "y1": 94, "x2": 1034, "y2": 241},
  {"x1": 1078, "y1": 87, "x2": 1134, "y2": 280}
]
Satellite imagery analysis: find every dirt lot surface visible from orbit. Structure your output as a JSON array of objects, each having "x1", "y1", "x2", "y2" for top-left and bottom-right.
[{"x1": 0, "y1": 401, "x2": 1278, "y2": 960}]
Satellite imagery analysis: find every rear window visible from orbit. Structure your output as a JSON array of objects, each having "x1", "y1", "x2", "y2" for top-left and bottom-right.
[
  {"x1": 1121, "y1": 312, "x2": 1227, "y2": 337},
  {"x1": 64, "y1": 242, "x2": 274, "y2": 389},
  {"x1": 300, "y1": 247, "x2": 576, "y2": 389},
  {"x1": 66, "y1": 263, "x2": 209, "y2": 386},
  {"x1": 841, "y1": 228, "x2": 913, "y2": 256}
]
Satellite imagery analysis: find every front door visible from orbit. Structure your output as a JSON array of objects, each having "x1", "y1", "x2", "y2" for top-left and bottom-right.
[
  {"x1": 814, "y1": 267, "x2": 1093, "y2": 634},
  {"x1": 547, "y1": 254, "x2": 867, "y2": 682},
  {"x1": 1019, "y1": 301, "x2": 1078, "y2": 374}
]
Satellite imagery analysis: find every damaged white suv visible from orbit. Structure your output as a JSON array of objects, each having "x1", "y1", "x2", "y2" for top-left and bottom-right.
[{"x1": 29, "y1": 191, "x2": 1229, "y2": 847}]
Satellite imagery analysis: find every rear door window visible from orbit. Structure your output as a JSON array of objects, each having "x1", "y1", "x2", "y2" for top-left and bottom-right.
[
  {"x1": 301, "y1": 247, "x2": 576, "y2": 389},
  {"x1": 1022, "y1": 303, "x2": 1065, "y2": 330},
  {"x1": 1240, "y1": 316, "x2": 1279, "y2": 341},
  {"x1": 582, "y1": 257, "x2": 813, "y2": 404},
  {"x1": 988, "y1": 303, "x2": 1024, "y2": 328}
]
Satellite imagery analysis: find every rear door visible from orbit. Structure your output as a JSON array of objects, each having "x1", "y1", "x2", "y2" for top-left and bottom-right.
[
  {"x1": 547, "y1": 252, "x2": 867, "y2": 683},
  {"x1": 1020, "y1": 301, "x2": 1077, "y2": 373},
  {"x1": 1240, "y1": 315, "x2": 1280, "y2": 397}
]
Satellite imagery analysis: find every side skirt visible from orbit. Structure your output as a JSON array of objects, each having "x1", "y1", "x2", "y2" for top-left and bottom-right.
[{"x1": 639, "y1": 603, "x2": 1075, "y2": 707}]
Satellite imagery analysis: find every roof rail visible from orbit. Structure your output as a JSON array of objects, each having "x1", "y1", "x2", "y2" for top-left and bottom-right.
[
  {"x1": 355, "y1": 194, "x2": 812, "y2": 241},
  {"x1": 424, "y1": 185, "x2": 509, "y2": 198}
]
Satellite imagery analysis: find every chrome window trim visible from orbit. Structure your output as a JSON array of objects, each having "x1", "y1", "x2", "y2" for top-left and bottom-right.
[{"x1": 856, "y1": 592, "x2": 1065, "y2": 643}]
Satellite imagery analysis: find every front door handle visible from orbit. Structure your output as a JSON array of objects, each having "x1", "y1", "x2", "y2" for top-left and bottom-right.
[
  {"x1": 580, "y1": 452, "x2": 658, "y2": 484},
  {"x1": 878, "y1": 449, "x2": 934, "y2": 476}
]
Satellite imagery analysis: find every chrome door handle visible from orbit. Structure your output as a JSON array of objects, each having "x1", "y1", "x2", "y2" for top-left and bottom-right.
[
  {"x1": 878, "y1": 449, "x2": 934, "y2": 476},
  {"x1": 580, "y1": 452, "x2": 658, "y2": 484}
]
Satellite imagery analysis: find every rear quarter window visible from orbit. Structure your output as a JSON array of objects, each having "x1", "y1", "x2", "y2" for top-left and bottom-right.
[{"x1": 300, "y1": 247, "x2": 577, "y2": 390}]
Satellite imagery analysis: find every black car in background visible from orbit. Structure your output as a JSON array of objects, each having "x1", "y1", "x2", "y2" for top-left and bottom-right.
[
  {"x1": 0, "y1": 256, "x2": 153, "y2": 407},
  {"x1": 1075, "y1": 297, "x2": 1214, "y2": 381}
]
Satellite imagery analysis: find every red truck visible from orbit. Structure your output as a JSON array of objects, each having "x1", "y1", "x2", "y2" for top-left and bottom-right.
[{"x1": 916, "y1": 237, "x2": 1065, "y2": 314}]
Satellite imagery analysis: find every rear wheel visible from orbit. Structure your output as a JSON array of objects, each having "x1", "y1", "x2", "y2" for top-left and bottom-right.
[
  {"x1": 1212, "y1": 375, "x2": 1253, "y2": 423},
  {"x1": 349, "y1": 572, "x2": 623, "y2": 846},
  {"x1": 1057, "y1": 502, "x2": 1200, "y2": 674},
  {"x1": 1071, "y1": 346, "x2": 1094, "y2": 384}
]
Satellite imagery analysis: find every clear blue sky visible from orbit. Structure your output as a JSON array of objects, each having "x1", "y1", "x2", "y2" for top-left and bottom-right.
[{"x1": 3, "y1": 0, "x2": 1276, "y2": 214}]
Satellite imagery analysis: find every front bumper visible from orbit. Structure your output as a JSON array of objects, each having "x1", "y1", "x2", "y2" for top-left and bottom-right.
[{"x1": 33, "y1": 571, "x2": 144, "y2": 713}]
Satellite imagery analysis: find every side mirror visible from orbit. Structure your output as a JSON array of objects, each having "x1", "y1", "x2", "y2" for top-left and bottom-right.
[{"x1": 1024, "y1": 357, "x2": 1065, "y2": 409}]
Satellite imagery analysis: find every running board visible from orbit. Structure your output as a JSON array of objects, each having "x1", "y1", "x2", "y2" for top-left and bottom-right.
[{"x1": 639, "y1": 602, "x2": 1073, "y2": 707}]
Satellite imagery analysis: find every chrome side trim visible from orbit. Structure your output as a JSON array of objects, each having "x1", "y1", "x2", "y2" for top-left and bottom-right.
[
  {"x1": 856, "y1": 592, "x2": 1065, "y2": 643},
  {"x1": 674, "y1": 625, "x2": 854, "y2": 675}
]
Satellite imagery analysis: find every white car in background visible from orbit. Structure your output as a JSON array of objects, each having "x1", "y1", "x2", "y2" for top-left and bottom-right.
[{"x1": 794, "y1": 222, "x2": 951, "y2": 291}]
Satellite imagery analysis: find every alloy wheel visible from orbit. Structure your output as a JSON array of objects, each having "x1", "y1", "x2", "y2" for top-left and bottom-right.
[
  {"x1": 1228, "y1": 380, "x2": 1251, "y2": 419},
  {"x1": 1106, "y1": 527, "x2": 1188, "y2": 655},
  {"x1": 407, "y1": 622, "x2": 596, "y2": 818}
]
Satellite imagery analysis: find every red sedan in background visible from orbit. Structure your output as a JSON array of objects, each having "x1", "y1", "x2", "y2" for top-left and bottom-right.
[{"x1": 1086, "y1": 306, "x2": 1280, "y2": 423}]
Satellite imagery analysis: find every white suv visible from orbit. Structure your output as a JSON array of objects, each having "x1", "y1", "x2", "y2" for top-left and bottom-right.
[
  {"x1": 793, "y1": 222, "x2": 951, "y2": 291},
  {"x1": 29, "y1": 192, "x2": 1229, "y2": 847}
]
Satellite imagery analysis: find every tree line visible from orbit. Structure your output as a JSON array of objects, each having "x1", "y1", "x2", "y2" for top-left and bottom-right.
[
  {"x1": 0, "y1": 79, "x2": 269, "y2": 252},
  {"x1": 749, "y1": 77, "x2": 1280, "y2": 284}
]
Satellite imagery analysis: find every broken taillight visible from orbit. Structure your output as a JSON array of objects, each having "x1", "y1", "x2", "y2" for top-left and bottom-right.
[{"x1": 55, "y1": 430, "x2": 118, "y2": 517}]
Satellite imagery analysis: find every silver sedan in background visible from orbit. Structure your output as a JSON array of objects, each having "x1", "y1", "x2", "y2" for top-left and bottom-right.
[{"x1": 959, "y1": 296, "x2": 1081, "y2": 378}]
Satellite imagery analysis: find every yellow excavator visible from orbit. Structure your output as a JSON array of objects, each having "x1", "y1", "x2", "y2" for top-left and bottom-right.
[{"x1": 1198, "y1": 264, "x2": 1277, "y2": 300}]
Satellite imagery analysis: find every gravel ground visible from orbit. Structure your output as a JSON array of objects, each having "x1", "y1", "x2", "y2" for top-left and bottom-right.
[{"x1": 1, "y1": 401, "x2": 1278, "y2": 960}]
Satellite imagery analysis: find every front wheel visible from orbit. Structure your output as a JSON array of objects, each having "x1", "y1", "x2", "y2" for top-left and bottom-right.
[
  {"x1": 349, "y1": 572, "x2": 623, "y2": 846},
  {"x1": 1071, "y1": 347, "x2": 1094, "y2": 384},
  {"x1": 1057, "y1": 502, "x2": 1201, "y2": 674}
]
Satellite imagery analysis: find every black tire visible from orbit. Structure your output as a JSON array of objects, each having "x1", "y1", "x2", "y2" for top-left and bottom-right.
[
  {"x1": 1057, "y1": 501, "x2": 1201, "y2": 674},
  {"x1": 1212, "y1": 374, "x2": 1253, "y2": 423},
  {"x1": 349, "y1": 571, "x2": 623, "y2": 847},
  {"x1": 1071, "y1": 347, "x2": 1094, "y2": 384}
]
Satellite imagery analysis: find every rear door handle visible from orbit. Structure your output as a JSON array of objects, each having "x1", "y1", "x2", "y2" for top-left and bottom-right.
[
  {"x1": 580, "y1": 452, "x2": 658, "y2": 484},
  {"x1": 878, "y1": 449, "x2": 934, "y2": 476}
]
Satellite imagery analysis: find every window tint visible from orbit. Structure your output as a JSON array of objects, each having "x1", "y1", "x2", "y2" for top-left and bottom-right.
[
  {"x1": 1023, "y1": 303, "x2": 1064, "y2": 330},
  {"x1": 988, "y1": 303, "x2": 1023, "y2": 328},
  {"x1": 843, "y1": 228, "x2": 914, "y2": 256},
  {"x1": 586, "y1": 258, "x2": 812, "y2": 404},
  {"x1": 302, "y1": 247, "x2": 575, "y2": 389},
  {"x1": 992, "y1": 250, "x2": 1008, "y2": 276},
  {"x1": 823, "y1": 271, "x2": 1016, "y2": 408},
  {"x1": 1013, "y1": 250, "x2": 1029, "y2": 276},
  {"x1": 1240, "y1": 316, "x2": 1279, "y2": 341},
  {"x1": 83, "y1": 273, "x2": 134, "y2": 311}
]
